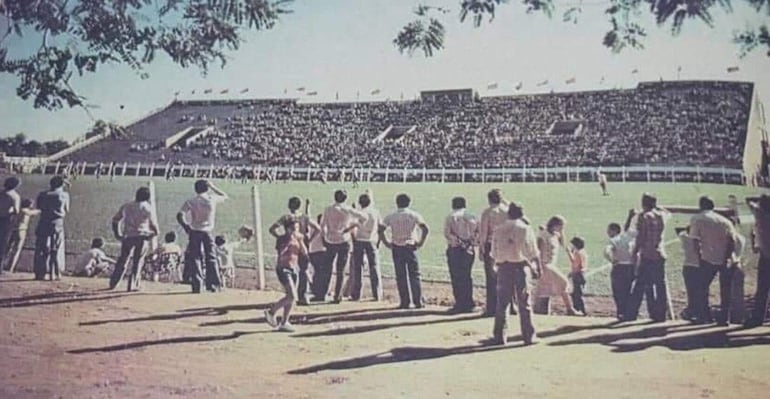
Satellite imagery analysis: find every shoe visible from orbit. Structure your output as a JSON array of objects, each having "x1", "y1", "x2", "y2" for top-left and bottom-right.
[
  {"x1": 446, "y1": 307, "x2": 461, "y2": 315},
  {"x1": 332, "y1": 297, "x2": 342, "y2": 304},
  {"x1": 524, "y1": 334, "x2": 539, "y2": 346},
  {"x1": 278, "y1": 322, "x2": 295, "y2": 333},
  {"x1": 309, "y1": 296, "x2": 326, "y2": 302},
  {"x1": 397, "y1": 304, "x2": 411, "y2": 310},
  {"x1": 481, "y1": 311, "x2": 495, "y2": 318},
  {"x1": 743, "y1": 319, "x2": 763, "y2": 329},
  {"x1": 715, "y1": 320, "x2": 729, "y2": 327},
  {"x1": 264, "y1": 309, "x2": 278, "y2": 328},
  {"x1": 297, "y1": 300, "x2": 310, "y2": 306}
]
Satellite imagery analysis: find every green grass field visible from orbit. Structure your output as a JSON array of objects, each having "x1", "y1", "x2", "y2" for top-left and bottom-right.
[{"x1": 5, "y1": 174, "x2": 767, "y2": 297}]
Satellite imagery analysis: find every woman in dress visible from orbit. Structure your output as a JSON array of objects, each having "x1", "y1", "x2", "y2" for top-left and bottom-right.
[{"x1": 534, "y1": 216, "x2": 581, "y2": 316}]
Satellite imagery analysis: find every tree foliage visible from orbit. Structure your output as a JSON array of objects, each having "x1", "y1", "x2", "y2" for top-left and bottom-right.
[
  {"x1": 0, "y1": 132, "x2": 70, "y2": 156},
  {"x1": 0, "y1": 0, "x2": 292, "y2": 110}
]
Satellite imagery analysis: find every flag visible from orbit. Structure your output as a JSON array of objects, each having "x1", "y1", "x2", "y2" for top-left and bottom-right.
[
  {"x1": 677, "y1": 66, "x2": 682, "y2": 72},
  {"x1": 371, "y1": 89, "x2": 381, "y2": 95},
  {"x1": 220, "y1": 89, "x2": 229, "y2": 94},
  {"x1": 514, "y1": 82, "x2": 523, "y2": 90},
  {"x1": 400, "y1": 92, "x2": 404, "y2": 100},
  {"x1": 599, "y1": 76, "x2": 605, "y2": 84},
  {"x1": 537, "y1": 80, "x2": 549, "y2": 87},
  {"x1": 335, "y1": 92, "x2": 339, "y2": 100},
  {"x1": 631, "y1": 68, "x2": 639, "y2": 74},
  {"x1": 565, "y1": 77, "x2": 576, "y2": 84},
  {"x1": 283, "y1": 88, "x2": 288, "y2": 94},
  {"x1": 727, "y1": 66, "x2": 739, "y2": 73},
  {"x1": 487, "y1": 82, "x2": 498, "y2": 90},
  {"x1": 174, "y1": 91, "x2": 180, "y2": 96},
  {"x1": 191, "y1": 90, "x2": 196, "y2": 95},
  {"x1": 240, "y1": 88, "x2": 249, "y2": 94},
  {"x1": 296, "y1": 87, "x2": 306, "y2": 92},
  {"x1": 307, "y1": 91, "x2": 318, "y2": 96},
  {"x1": 204, "y1": 89, "x2": 213, "y2": 94},
  {"x1": 356, "y1": 91, "x2": 360, "y2": 100}
]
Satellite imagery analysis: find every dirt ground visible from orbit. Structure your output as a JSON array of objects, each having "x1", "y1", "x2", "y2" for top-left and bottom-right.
[{"x1": 1, "y1": 271, "x2": 770, "y2": 399}]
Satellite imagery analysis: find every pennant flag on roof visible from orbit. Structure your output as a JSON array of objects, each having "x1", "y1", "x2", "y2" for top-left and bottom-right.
[
  {"x1": 307, "y1": 91, "x2": 318, "y2": 96},
  {"x1": 283, "y1": 88, "x2": 288, "y2": 94},
  {"x1": 220, "y1": 89, "x2": 229, "y2": 94},
  {"x1": 514, "y1": 82, "x2": 523, "y2": 90},
  {"x1": 537, "y1": 80, "x2": 549, "y2": 87},
  {"x1": 677, "y1": 65, "x2": 682, "y2": 72},
  {"x1": 174, "y1": 91, "x2": 180, "y2": 96},
  {"x1": 191, "y1": 90, "x2": 196, "y2": 95},
  {"x1": 371, "y1": 89, "x2": 381, "y2": 95},
  {"x1": 240, "y1": 88, "x2": 249, "y2": 94},
  {"x1": 204, "y1": 89, "x2": 213, "y2": 94},
  {"x1": 599, "y1": 76, "x2": 605, "y2": 84},
  {"x1": 727, "y1": 66, "x2": 739, "y2": 73},
  {"x1": 565, "y1": 77, "x2": 576, "y2": 84},
  {"x1": 335, "y1": 92, "x2": 339, "y2": 100},
  {"x1": 296, "y1": 87, "x2": 306, "y2": 92},
  {"x1": 487, "y1": 82, "x2": 498, "y2": 90},
  {"x1": 631, "y1": 68, "x2": 639, "y2": 74}
]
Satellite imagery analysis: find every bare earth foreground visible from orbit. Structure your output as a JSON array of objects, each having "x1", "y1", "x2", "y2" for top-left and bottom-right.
[{"x1": 1, "y1": 274, "x2": 770, "y2": 399}]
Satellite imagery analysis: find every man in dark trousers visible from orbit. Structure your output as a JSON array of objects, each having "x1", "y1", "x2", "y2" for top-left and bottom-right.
[
  {"x1": 444, "y1": 197, "x2": 479, "y2": 313},
  {"x1": 33, "y1": 176, "x2": 70, "y2": 281},
  {"x1": 478, "y1": 189, "x2": 509, "y2": 316},
  {"x1": 0, "y1": 176, "x2": 21, "y2": 276},
  {"x1": 745, "y1": 195, "x2": 770, "y2": 328},
  {"x1": 623, "y1": 193, "x2": 671, "y2": 322},
  {"x1": 177, "y1": 179, "x2": 228, "y2": 293},
  {"x1": 319, "y1": 190, "x2": 365, "y2": 303},
  {"x1": 379, "y1": 193, "x2": 429, "y2": 309},
  {"x1": 110, "y1": 187, "x2": 159, "y2": 292}
]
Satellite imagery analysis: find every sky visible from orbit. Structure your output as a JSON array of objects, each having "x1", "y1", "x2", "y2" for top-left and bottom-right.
[{"x1": 0, "y1": 0, "x2": 768, "y2": 142}]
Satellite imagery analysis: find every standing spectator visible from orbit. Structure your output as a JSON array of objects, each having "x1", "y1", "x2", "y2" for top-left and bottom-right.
[
  {"x1": 4, "y1": 199, "x2": 40, "y2": 273},
  {"x1": 566, "y1": 236, "x2": 588, "y2": 315},
  {"x1": 478, "y1": 189, "x2": 509, "y2": 316},
  {"x1": 307, "y1": 213, "x2": 329, "y2": 301},
  {"x1": 320, "y1": 190, "x2": 365, "y2": 303},
  {"x1": 443, "y1": 196, "x2": 479, "y2": 314},
  {"x1": 176, "y1": 179, "x2": 228, "y2": 293},
  {"x1": 350, "y1": 191, "x2": 383, "y2": 301},
  {"x1": 0, "y1": 177, "x2": 21, "y2": 275},
  {"x1": 534, "y1": 216, "x2": 580, "y2": 316},
  {"x1": 689, "y1": 195, "x2": 738, "y2": 325},
  {"x1": 598, "y1": 172, "x2": 609, "y2": 196},
  {"x1": 604, "y1": 211, "x2": 637, "y2": 320},
  {"x1": 379, "y1": 193, "x2": 429, "y2": 309},
  {"x1": 675, "y1": 226, "x2": 700, "y2": 321},
  {"x1": 490, "y1": 203, "x2": 541, "y2": 346},
  {"x1": 269, "y1": 197, "x2": 318, "y2": 305},
  {"x1": 624, "y1": 193, "x2": 671, "y2": 322},
  {"x1": 109, "y1": 187, "x2": 159, "y2": 291},
  {"x1": 745, "y1": 195, "x2": 770, "y2": 328},
  {"x1": 33, "y1": 176, "x2": 70, "y2": 281}
]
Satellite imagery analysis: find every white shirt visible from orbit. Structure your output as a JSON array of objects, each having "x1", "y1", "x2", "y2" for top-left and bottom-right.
[
  {"x1": 479, "y1": 204, "x2": 508, "y2": 245},
  {"x1": 217, "y1": 242, "x2": 240, "y2": 269},
  {"x1": 690, "y1": 210, "x2": 737, "y2": 266},
  {"x1": 444, "y1": 209, "x2": 478, "y2": 248},
  {"x1": 180, "y1": 193, "x2": 226, "y2": 232},
  {"x1": 354, "y1": 207, "x2": 382, "y2": 243},
  {"x1": 308, "y1": 228, "x2": 326, "y2": 253},
  {"x1": 604, "y1": 230, "x2": 637, "y2": 265},
  {"x1": 321, "y1": 203, "x2": 366, "y2": 244},
  {"x1": 382, "y1": 208, "x2": 427, "y2": 247},
  {"x1": 491, "y1": 219, "x2": 539, "y2": 264},
  {"x1": 73, "y1": 248, "x2": 108, "y2": 274}
]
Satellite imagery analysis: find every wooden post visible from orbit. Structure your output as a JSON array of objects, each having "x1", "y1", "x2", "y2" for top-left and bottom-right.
[
  {"x1": 122, "y1": 162, "x2": 128, "y2": 176},
  {"x1": 522, "y1": 165, "x2": 526, "y2": 183},
  {"x1": 422, "y1": 167, "x2": 427, "y2": 182},
  {"x1": 194, "y1": 164, "x2": 200, "y2": 178},
  {"x1": 671, "y1": 166, "x2": 676, "y2": 183},
  {"x1": 252, "y1": 185, "x2": 266, "y2": 290},
  {"x1": 148, "y1": 180, "x2": 159, "y2": 252},
  {"x1": 622, "y1": 165, "x2": 626, "y2": 183},
  {"x1": 385, "y1": 167, "x2": 389, "y2": 183},
  {"x1": 566, "y1": 166, "x2": 570, "y2": 183},
  {"x1": 461, "y1": 167, "x2": 466, "y2": 183},
  {"x1": 209, "y1": 164, "x2": 215, "y2": 179},
  {"x1": 441, "y1": 167, "x2": 446, "y2": 183},
  {"x1": 696, "y1": 165, "x2": 701, "y2": 183},
  {"x1": 544, "y1": 166, "x2": 548, "y2": 183},
  {"x1": 482, "y1": 166, "x2": 486, "y2": 183},
  {"x1": 54, "y1": 161, "x2": 61, "y2": 175},
  {"x1": 150, "y1": 162, "x2": 156, "y2": 178},
  {"x1": 135, "y1": 162, "x2": 142, "y2": 177},
  {"x1": 722, "y1": 166, "x2": 727, "y2": 184},
  {"x1": 646, "y1": 164, "x2": 651, "y2": 182},
  {"x1": 403, "y1": 167, "x2": 407, "y2": 184},
  {"x1": 307, "y1": 166, "x2": 312, "y2": 183}
]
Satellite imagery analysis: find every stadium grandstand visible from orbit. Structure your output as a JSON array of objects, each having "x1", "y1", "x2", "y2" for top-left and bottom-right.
[{"x1": 54, "y1": 80, "x2": 767, "y2": 184}]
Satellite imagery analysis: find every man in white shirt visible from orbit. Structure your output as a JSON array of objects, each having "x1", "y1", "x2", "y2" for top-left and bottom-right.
[
  {"x1": 350, "y1": 192, "x2": 383, "y2": 301},
  {"x1": 379, "y1": 193, "x2": 429, "y2": 309},
  {"x1": 110, "y1": 186, "x2": 159, "y2": 291},
  {"x1": 604, "y1": 210, "x2": 637, "y2": 320},
  {"x1": 444, "y1": 197, "x2": 478, "y2": 313},
  {"x1": 690, "y1": 196, "x2": 738, "y2": 325},
  {"x1": 177, "y1": 179, "x2": 228, "y2": 293},
  {"x1": 490, "y1": 203, "x2": 541, "y2": 346},
  {"x1": 33, "y1": 176, "x2": 70, "y2": 281},
  {"x1": 478, "y1": 189, "x2": 509, "y2": 316},
  {"x1": 320, "y1": 189, "x2": 366, "y2": 303}
]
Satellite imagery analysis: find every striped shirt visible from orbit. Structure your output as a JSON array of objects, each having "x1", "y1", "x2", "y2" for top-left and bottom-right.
[
  {"x1": 491, "y1": 219, "x2": 539, "y2": 264},
  {"x1": 321, "y1": 203, "x2": 366, "y2": 245},
  {"x1": 479, "y1": 204, "x2": 508, "y2": 245},
  {"x1": 635, "y1": 209, "x2": 670, "y2": 261},
  {"x1": 353, "y1": 207, "x2": 382, "y2": 243},
  {"x1": 382, "y1": 208, "x2": 427, "y2": 247},
  {"x1": 444, "y1": 209, "x2": 478, "y2": 248}
]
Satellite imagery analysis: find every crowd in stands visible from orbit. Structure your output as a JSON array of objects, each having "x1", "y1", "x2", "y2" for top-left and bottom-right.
[{"x1": 66, "y1": 81, "x2": 754, "y2": 169}]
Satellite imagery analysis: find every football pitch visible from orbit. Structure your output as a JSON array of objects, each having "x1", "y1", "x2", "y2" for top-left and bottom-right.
[{"x1": 6, "y1": 174, "x2": 767, "y2": 297}]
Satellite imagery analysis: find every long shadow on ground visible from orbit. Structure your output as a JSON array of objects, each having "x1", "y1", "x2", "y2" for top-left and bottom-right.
[
  {"x1": 199, "y1": 307, "x2": 445, "y2": 327},
  {"x1": 80, "y1": 302, "x2": 274, "y2": 326},
  {"x1": 67, "y1": 330, "x2": 270, "y2": 354}
]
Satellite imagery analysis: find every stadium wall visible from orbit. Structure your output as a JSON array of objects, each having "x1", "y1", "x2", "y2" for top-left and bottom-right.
[{"x1": 744, "y1": 89, "x2": 768, "y2": 186}]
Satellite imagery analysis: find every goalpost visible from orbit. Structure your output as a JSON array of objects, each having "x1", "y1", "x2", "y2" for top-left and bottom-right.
[{"x1": 252, "y1": 185, "x2": 266, "y2": 290}]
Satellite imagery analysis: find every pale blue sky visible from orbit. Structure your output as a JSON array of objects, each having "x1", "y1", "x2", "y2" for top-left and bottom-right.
[{"x1": 0, "y1": 0, "x2": 768, "y2": 142}]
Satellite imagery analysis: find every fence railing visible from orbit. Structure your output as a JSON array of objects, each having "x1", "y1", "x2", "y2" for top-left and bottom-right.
[{"x1": 32, "y1": 161, "x2": 748, "y2": 185}]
